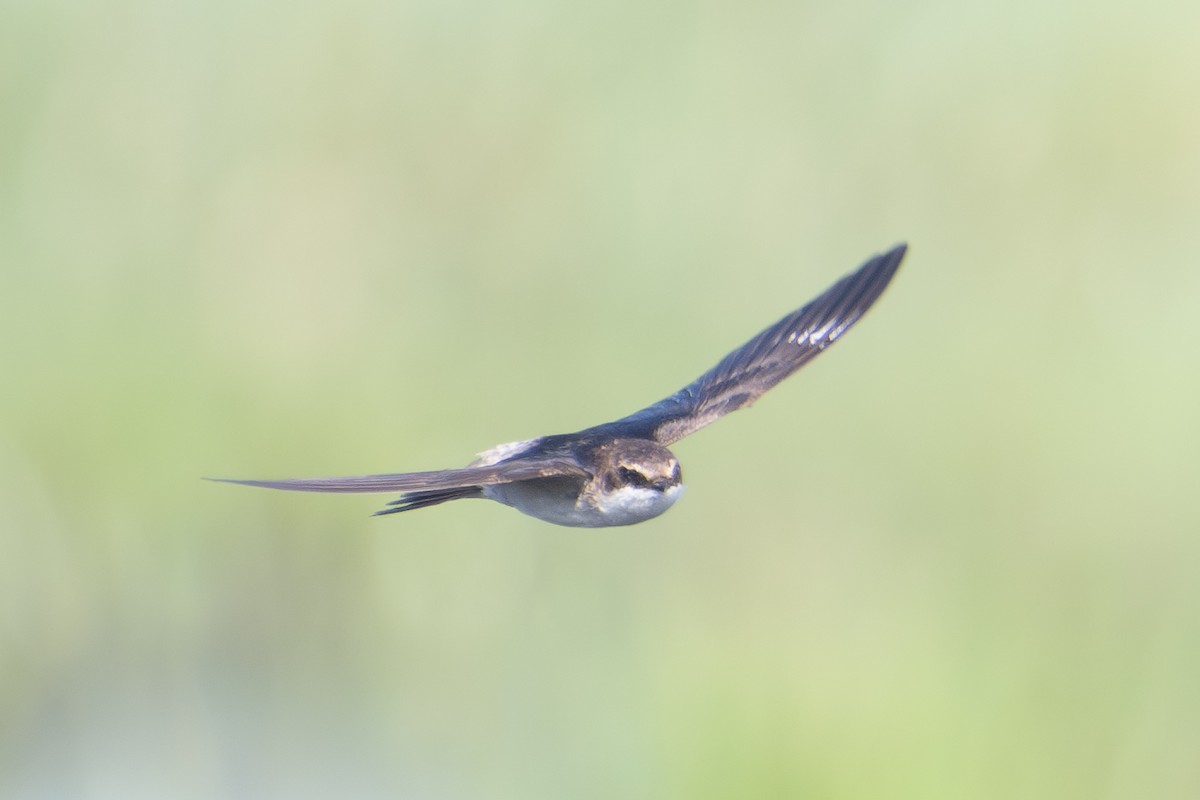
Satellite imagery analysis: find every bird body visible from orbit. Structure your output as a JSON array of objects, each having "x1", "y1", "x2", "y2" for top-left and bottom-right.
[
  {"x1": 212, "y1": 244, "x2": 906, "y2": 527},
  {"x1": 481, "y1": 438, "x2": 683, "y2": 527}
]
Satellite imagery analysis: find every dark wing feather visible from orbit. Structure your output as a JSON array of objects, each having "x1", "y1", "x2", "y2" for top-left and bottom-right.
[
  {"x1": 208, "y1": 456, "x2": 589, "y2": 494},
  {"x1": 604, "y1": 243, "x2": 905, "y2": 445}
]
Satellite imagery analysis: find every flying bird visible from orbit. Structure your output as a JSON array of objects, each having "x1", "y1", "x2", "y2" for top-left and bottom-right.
[{"x1": 213, "y1": 244, "x2": 905, "y2": 526}]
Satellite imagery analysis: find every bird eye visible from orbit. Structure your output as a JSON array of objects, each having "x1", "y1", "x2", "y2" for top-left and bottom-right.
[{"x1": 618, "y1": 466, "x2": 647, "y2": 486}]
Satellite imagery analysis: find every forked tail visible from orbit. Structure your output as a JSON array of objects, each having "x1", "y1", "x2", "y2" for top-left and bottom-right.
[{"x1": 373, "y1": 486, "x2": 485, "y2": 516}]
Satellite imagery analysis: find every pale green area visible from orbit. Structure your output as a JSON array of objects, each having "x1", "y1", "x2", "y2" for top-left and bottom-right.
[{"x1": 3, "y1": 0, "x2": 1199, "y2": 797}]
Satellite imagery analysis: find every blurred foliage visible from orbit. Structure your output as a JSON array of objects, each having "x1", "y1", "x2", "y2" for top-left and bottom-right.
[{"x1": 2, "y1": 0, "x2": 1199, "y2": 797}]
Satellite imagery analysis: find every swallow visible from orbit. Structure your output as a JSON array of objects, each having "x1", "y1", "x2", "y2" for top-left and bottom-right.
[{"x1": 212, "y1": 244, "x2": 905, "y2": 526}]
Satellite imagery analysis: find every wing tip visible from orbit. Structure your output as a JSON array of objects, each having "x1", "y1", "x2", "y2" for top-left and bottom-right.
[
  {"x1": 203, "y1": 474, "x2": 390, "y2": 493},
  {"x1": 849, "y1": 241, "x2": 907, "y2": 306},
  {"x1": 204, "y1": 476, "x2": 298, "y2": 491},
  {"x1": 874, "y1": 241, "x2": 908, "y2": 278}
]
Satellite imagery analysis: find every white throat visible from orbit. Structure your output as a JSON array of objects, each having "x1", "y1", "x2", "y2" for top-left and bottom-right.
[
  {"x1": 485, "y1": 480, "x2": 684, "y2": 528},
  {"x1": 593, "y1": 483, "x2": 684, "y2": 526}
]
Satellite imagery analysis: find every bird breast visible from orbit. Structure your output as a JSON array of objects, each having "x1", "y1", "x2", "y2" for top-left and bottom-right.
[{"x1": 484, "y1": 476, "x2": 684, "y2": 528}]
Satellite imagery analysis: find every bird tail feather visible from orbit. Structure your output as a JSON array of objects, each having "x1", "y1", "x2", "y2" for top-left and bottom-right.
[{"x1": 373, "y1": 486, "x2": 484, "y2": 516}]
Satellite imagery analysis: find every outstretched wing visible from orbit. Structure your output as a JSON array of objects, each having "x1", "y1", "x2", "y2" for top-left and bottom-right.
[
  {"x1": 603, "y1": 243, "x2": 905, "y2": 445},
  {"x1": 208, "y1": 454, "x2": 589, "y2": 494}
]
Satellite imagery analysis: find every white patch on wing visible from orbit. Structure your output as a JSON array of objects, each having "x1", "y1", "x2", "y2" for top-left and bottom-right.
[{"x1": 471, "y1": 437, "x2": 542, "y2": 466}]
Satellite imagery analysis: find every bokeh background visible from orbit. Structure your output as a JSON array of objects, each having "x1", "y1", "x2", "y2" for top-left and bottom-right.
[{"x1": 3, "y1": 0, "x2": 1199, "y2": 797}]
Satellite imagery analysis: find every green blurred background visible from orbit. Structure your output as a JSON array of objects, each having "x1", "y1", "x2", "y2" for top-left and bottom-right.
[{"x1": 3, "y1": 0, "x2": 1199, "y2": 797}]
